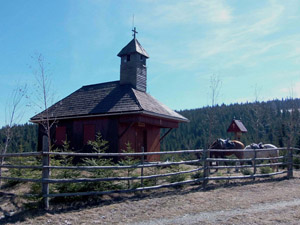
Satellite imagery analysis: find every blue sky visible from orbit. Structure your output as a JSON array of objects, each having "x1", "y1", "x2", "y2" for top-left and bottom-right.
[{"x1": 1, "y1": 0, "x2": 300, "y2": 127}]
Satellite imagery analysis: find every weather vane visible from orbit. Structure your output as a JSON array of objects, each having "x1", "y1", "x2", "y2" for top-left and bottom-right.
[{"x1": 132, "y1": 14, "x2": 138, "y2": 39}]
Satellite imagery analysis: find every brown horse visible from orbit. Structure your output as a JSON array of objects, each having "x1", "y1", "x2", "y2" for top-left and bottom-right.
[{"x1": 209, "y1": 138, "x2": 245, "y2": 172}]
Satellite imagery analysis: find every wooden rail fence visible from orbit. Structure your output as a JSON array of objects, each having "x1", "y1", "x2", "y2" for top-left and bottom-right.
[{"x1": 0, "y1": 146, "x2": 299, "y2": 210}]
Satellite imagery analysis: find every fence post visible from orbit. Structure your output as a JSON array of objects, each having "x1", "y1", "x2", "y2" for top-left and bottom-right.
[
  {"x1": 202, "y1": 149, "x2": 209, "y2": 189},
  {"x1": 287, "y1": 147, "x2": 293, "y2": 179},
  {"x1": 252, "y1": 149, "x2": 257, "y2": 181},
  {"x1": 42, "y1": 135, "x2": 50, "y2": 210},
  {"x1": 140, "y1": 147, "x2": 144, "y2": 191}
]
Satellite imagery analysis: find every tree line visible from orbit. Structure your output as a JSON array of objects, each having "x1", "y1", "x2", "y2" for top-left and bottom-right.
[
  {"x1": 161, "y1": 98, "x2": 300, "y2": 150},
  {"x1": 0, "y1": 98, "x2": 299, "y2": 153},
  {"x1": 0, "y1": 123, "x2": 38, "y2": 153}
]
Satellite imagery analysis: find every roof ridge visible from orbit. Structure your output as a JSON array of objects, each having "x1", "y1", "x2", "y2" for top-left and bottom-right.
[
  {"x1": 130, "y1": 87, "x2": 144, "y2": 111},
  {"x1": 131, "y1": 88, "x2": 189, "y2": 122},
  {"x1": 82, "y1": 80, "x2": 119, "y2": 88}
]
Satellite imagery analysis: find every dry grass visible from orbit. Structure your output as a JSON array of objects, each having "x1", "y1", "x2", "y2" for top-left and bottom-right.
[{"x1": 1, "y1": 171, "x2": 300, "y2": 224}]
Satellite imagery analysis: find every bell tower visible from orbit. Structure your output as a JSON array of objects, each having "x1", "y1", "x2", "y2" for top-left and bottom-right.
[{"x1": 117, "y1": 28, "x2": 149, "y2": 92}]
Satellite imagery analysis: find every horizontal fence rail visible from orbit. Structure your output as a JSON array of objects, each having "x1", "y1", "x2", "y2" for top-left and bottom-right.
[
  {"x1": 209, "y1": 162, "x2": 287, "y2": 170},
  {"x1": 45, "y1": 149, "x2": 205, "y2": 157},
  {"x1": 208, "y1": 148, "x2": 288, "y2": 152},
  {"x1": 207, "y1": 156, "x2": 286, "y2": 162},
  {"x1": 209, "y1": 170, "x2": 288, "y2": 181},
  {"x1": 44, "y1": 159, "x2": 202, "y2": 170},
  {"x1": 0, "y1": 164, "x2": 43, "y2": 169},
  {"x1": 45, "y1": 178, "x2": 205, "y2": 198},
  {"x1": 44, "y1": 167, "x2": 204, "y2": 184},
  {"x1": 0, "y1": 147, "x2": 299, "y2": 210},
  {"x1": 0, "y1": 152, "x2": 42, "y2": 157}
]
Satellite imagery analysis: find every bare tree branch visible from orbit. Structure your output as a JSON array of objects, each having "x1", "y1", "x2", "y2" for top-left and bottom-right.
[
  {"x1": 209, "y1": 74, "x2": 222, "y2": 107},
  {"x1": 0, "y1": 85, "x2": 27, "y2": 187},
  {"x1": 30, "y1": 53, "x2": 57, "y2": 153},
  {"x1": 208, "y1": 74, "x2": 222, "y2": 146}
]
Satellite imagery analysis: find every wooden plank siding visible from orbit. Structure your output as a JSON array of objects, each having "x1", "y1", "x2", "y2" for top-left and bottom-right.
[
  {"x1": 118, "y1": 122, "x2": 160, "y2": 161},
  {"x1": 38, "y1": 114, "x2": 174, "y2": 162}
]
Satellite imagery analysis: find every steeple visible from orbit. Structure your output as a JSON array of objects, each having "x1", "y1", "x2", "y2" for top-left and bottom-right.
[{"x1": 117, "y1": 28, "x2": 149, "y2": 92}]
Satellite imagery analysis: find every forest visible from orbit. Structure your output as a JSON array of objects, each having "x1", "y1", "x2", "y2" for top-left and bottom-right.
[
  {"x1": 0, "y1": 123, "x2": 38, "y2": 153},
  {"x1": 0, "y1": 98, "x2": 299, "y2": 153},
  {"x1": 161, "y1": 98, "x2": 300, "y2": 150}
]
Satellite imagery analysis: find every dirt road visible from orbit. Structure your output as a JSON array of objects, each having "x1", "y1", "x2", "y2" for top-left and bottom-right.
[
  {"x1": 2, "y1": 172, "x2": 300, "y2": 224},
  {"x1": 132, "y1": 197, "x2": 300, "y2": 225}
]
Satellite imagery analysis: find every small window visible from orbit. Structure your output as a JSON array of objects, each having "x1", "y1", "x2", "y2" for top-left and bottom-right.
[
  {"x1": 126, "y1": 54, "x2": 131, "y2": 62},
  {"x1": 140, "y1": 55, "x2": 143, "y2": 61},
  {"x1": 56, "y1": 126, "x2": 66, "y2": 145}
]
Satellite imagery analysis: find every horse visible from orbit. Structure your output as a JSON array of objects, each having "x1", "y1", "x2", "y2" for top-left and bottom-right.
[
  {"x1": 209, "y1": 138, "x2": 245, "y2": 172},
  {"x1": 244, "y1": 143, "x2": 279, "y2": 172}
]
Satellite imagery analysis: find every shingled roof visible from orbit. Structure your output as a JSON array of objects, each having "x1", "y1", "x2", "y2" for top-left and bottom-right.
[
  {"x1": 117, "y1": 38, "x2": 149, "y2": 58},
  {"x1": 31, "y1": 81, "x2": 188, "y2": 122}
]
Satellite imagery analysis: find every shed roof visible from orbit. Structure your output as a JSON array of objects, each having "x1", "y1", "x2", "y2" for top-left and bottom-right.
[
  {"x1": 117, "y1": 38, "x2": 149, "y2": 58},
  {"x1": 31, "y1": 81, "x2": 188, "y2": 123},
  {"x1": 227, "y1": 119, "x2": 248, "y2": 133}
]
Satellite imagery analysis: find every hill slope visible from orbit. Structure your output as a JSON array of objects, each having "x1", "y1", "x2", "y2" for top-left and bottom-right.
[{"x1": 161, "y1": 98, "x2": 300, "y2": 150}]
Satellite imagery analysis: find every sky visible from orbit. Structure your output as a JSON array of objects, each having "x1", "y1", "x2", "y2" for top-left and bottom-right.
[{"x1": 1, "y1": 0, "x2": 300, "y2": 127}]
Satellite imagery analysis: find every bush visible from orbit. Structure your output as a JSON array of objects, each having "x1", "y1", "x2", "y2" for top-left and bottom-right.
[
  {"x1": 119, "y1": 142, "x2": 140, "y2": 189},
  {"x1": 241, "y1": 168, "x2": 253, "y2": 176},
  {"x1": 166, "y1": 173, "x2": 187, "y2": 183},
  {"x1": 50, "y1": 134, "x2": 119, "y2": 202},
  {"x1": 293, "y1": 157, "x2": 300, "y2": 169},
  {"x1": 165, "y1": 165, "x2": 187, "y2": 187},
  {"x1": 260, "y1": 167, "x2": 273, "y2": 174},
  {"x1": 191, "y1": 171, "x2": 203, "y2": 179},
  {"x1": 146, "y1": 166, "x2": 161, "y2": 186},
  {"x1": 79, "y1": 133, "x2": 118, "y2": 192},
  {"x1": 142, "y1": 178, "x2": 157, "y2": 187},
  {"x1": 191, "y1": 171, "x2": 203, "y2": 184},
  {"x1": 49, "y1": 141, "x2": 83, "y2": 196},
  {"x1": 6, "y1": 155, "x2": 41, "y2": 188},
  {"x1": 131, "y1": 178, "x2": 157, "y2": 190}
]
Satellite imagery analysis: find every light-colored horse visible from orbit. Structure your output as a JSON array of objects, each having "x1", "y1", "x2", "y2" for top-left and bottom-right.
[{"x1": 244, "y1": 143, "x2": 279, "y2": 171}]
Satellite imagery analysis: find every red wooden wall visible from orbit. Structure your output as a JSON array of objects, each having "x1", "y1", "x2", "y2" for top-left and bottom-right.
[
  {"x1": 119, "y1": 123, "x2": 160, "y2": 161},
  {"x1": 38, "y1": 114, "x2": 178, "y2": 162}
]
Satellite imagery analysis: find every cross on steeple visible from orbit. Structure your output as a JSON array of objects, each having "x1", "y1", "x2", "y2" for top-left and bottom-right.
[{"x1": 132, "y1": 27, "x2": 138, "y2": 39}]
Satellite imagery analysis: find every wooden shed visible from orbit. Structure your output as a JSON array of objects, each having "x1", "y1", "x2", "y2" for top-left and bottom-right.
[
  {"x1": 227, "y1": 119, "x2": 247, "y2": 140},
  {"x1": 30, "y1": 31, "x2": 188, "y2": 161}
]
